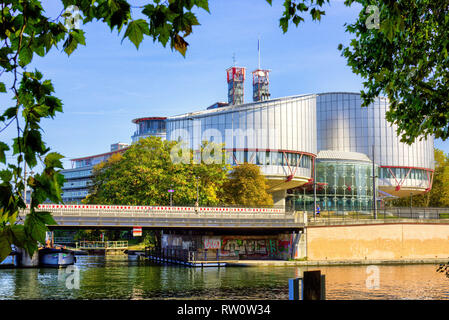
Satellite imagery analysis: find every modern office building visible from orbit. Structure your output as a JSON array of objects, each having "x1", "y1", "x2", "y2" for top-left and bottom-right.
[
  {"x1": 61, "y1": 143, "x2": 129, "y2": 203},
  {"x1": 60, "y1": 66, "x2": 435, "y2": 210},
  {"x1": 131, "y1": 117, "x2": 167, "y2": 143},
  {"x1": 60, "y1": 116, "x2": 169, "y2": 203},
  {"x1": 166, "y1": 92, "x2": 434, "y2": 209}
]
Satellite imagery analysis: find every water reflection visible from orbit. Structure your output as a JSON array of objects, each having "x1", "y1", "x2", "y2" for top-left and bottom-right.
[{"x1": 0, "y1": 255, "x2": 448, "y2": 300}]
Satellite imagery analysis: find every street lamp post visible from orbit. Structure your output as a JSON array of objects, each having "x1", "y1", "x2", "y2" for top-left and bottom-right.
[
  {"x1": 372, "y1": 144, "x2": 377, "y2": 219},
  {"x1": 168, "y1": 185, "x2": 174, "y2": 207},
  {"x1": 23, "y1": 163, "x2": 34, "y2": 205},
  {"x1": 195, "y1": 176, "x2": 199, "y2": 206},
  {"x1": 313, "y1": 158, "x2": 317, "y2": 219}
]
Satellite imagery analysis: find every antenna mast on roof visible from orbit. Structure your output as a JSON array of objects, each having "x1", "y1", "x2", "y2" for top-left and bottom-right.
[
  {"x1": 226, "y1": 53, "x2": 245, "y2": 105},
  {"x1": 252, "y1": 36, "x2": 270, "y2": 102}
]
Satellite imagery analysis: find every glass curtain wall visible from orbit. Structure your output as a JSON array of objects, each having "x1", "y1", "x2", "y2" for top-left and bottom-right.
[{"x1": 294, "y1": 160, "x2": 376, "y2": 213}]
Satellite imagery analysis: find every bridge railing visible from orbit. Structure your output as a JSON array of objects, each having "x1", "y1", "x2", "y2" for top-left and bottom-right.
[
  {"x1": 304, "y1": 207, "x2": 449, "y2": 226},
  {"x1": 76, "y1": 240, "x2": 128, "y2": 249},
  {"x1": 25, "y1": 204, "x2": 286, "y2": 215},
  {"x1": 20, "y1": 204, "x2": 301, "y2": 222}
]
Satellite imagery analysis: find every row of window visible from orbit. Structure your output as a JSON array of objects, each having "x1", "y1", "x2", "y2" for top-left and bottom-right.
[
  {"x1": 379, "y1": 167, "x2": 430, "y2": 181},
  {"x1": 61, "y1": 190, "x2": 88, "y2": 198},
  {"x1": 230, "y1": 150, "x2": 312, "y2": 168},
  {"x1": 62, "y1": 179, "x2": 91, "y2": 189},
  {"x1": 62, "y1": 169, "x2": 93, "y2": 179},
  {"x1": 294, "y1": 196, "x2": 374, "y2": 212},
  {"x1": 136, "y1": 120, "x2": 166, "y2": 135}
]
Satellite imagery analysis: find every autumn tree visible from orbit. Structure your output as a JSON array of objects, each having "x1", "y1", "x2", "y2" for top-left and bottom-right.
[
  {"x1": 220, "y1": 163, "x2": 273, "y2": 208},
  {"x1": 85, "y1": 137, "x2": 230, "y2": 206}
]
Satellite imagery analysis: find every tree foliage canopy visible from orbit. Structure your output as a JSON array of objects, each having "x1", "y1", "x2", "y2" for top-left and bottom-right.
[
  {"x1": 340, "y1": 0, "x2": 449, "y2": 144},
  {"x1": 220, "y1": 163, "x2": 274, "y2": 208},
  {"x1": 85, "y1": 137, "x2": 231, "y2": 206}
]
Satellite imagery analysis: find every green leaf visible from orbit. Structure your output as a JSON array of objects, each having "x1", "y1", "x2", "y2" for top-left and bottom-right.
[
  {"x1": 194, "y1": 0, "x2": 210, "y2": 13},
  {"x1": 24, "y1": 212, "x2": 47, "y2": 244},
  {"x1": 35, "y1": 211, "x2": 57, "y2": 226},
  {"x1": 11, "y1": 225, "x2": 26, "y2": 248},
  {"x1": 0, "y1": 82, "x2": 6, "y2": 93},
  {"x1": 0, "y1": 142, "x2": 9, "y2": 164},
  {"x1": 0, "y1": 228, "x2": 12, "y2": 263},
  {"x1": 123, "y1": 19, "x2": 150, "y2": 49},
  {"x1": 44, "y1": 152, "x2": 64, "y2": 169},
  {"x1": 63, "y1": 30, "x2": 86, "y2": 56},
  {"x1": 18, "y1": 46, "x2": 33, "y2": 67}
]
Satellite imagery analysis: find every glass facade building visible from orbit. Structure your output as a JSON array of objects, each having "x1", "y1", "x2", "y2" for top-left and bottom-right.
[
  {"x1": 131, "y1": 117, "x2": 167, "y2": 143},
  {"x1": 293, "y1": 151, "x2": 375, "y2": 213},
  {"x1": 316, "y1": 93, "x2": 434, "y2": 198},
  {"x1": 60, "y1": 92, "x2": 434, "y2": 208},
  {"x1": 167, "y1": 94, "x2": 317, "y2": 202}
]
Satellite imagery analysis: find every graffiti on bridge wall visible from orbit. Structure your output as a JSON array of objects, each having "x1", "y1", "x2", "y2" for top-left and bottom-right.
[{"x1": 219, "y1": 236, "x2": 291, "y2": 257}]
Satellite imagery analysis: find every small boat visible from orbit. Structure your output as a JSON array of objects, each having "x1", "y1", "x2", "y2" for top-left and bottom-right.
[
  {"x1": 0, "y1": 251, "x2": 19, "y2": 268},
  {"x1": 38, "y1": 247, "x2": 76, "y2": 267}
]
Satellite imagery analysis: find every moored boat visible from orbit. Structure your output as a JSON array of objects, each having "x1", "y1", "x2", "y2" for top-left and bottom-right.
[
  {"x1": 0, "y1": 251, "x2": 19, "y2": 268},
  {"x1": 38, "y1": 248, "x2": 76, "y2": 267}
]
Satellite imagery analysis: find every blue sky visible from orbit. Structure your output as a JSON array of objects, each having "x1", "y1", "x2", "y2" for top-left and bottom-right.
[{"x1": 1, "y1": 0, "x2": 448, "y2": 170}]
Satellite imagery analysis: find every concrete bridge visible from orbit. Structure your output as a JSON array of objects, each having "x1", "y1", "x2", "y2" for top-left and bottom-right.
[{"x1": 20, "y1": 204, "x2": 305, "y2": 230}]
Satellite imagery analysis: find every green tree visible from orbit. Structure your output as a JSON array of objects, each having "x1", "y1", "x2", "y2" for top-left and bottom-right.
[
  {"x1": 0, "y1": 0, "x2": 222, "y2": 262},
  {"x1": 390, "y1": 148, "x2": 449, "y2": 207},
  {"x1": 339, "y1": 0, "x2": 449, "y2": 144},
  {"x1": 85, "y1": 137, "x2": 230, "y2": 206},
  {"x1": 3, "y1": 0, "x2": 445, "y2": 263},
  {"x1": 220, "y1": 163, "x2": 274, "y2": 207},
  {"x1": 0, "y1": 0, "x2": 353, "y2": 263}
]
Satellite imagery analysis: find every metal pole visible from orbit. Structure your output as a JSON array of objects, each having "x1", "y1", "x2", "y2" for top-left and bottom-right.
[
  {"x1": 303, "y1": 187, "x2": 306, "y2": 213},
  {"x1": 196, "y1": 176, "x2": 199, "y2": 205},
  {"x1": 313, "y1": 158, "x2": 317, "y2": 219},
  {"x1": 410, "y1": 192, "x2": 413, "y2": 218},
  {"x1": 23, "y1": 162, "x2": 27, "y2": 205},
  {"x1": 372, "y1": 145, "x2": 377, "y2": 219}
]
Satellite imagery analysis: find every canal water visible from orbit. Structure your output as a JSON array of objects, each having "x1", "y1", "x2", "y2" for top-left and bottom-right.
[{"x1": 0, "y1": 255, "x2": 448, "y2": 300}]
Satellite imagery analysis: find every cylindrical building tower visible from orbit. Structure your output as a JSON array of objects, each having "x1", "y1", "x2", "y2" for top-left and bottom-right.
[
  {"x1": 167, "y1": 94, "x2": 317, "y2": 206},
  {"x1": 316, "y1": 92, "x2": 434, "y2": 198}
]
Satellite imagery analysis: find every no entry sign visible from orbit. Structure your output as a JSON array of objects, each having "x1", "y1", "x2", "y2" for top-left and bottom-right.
[{"x1": 133, "y1": 227, "x2": 142, "y2": 237}]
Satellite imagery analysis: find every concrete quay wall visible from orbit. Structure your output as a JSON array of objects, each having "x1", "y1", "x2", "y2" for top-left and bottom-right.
[{"x1": 304, "y1": 223, "x2": 449, "y2": 261}]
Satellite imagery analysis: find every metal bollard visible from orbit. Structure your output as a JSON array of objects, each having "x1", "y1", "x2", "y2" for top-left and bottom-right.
[
  {"x1": 289, "y1": 271, "x2": 326, "y2": 300},
  {"x1": 288, "y1": 278, "x2": 302, "y2": 300}
]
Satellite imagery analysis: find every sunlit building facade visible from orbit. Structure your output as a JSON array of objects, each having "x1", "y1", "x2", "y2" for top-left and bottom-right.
[{"x1": 61, "y1": 92, "x2": 434, "y2": 209}]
